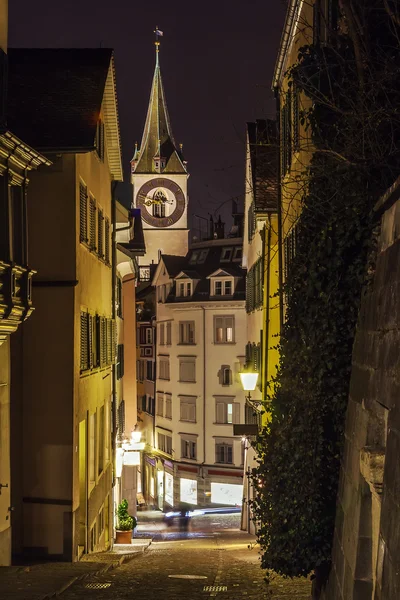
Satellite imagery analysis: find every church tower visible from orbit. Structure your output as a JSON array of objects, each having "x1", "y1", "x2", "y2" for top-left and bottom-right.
[{"x1": 131, "y1": 31, "x2": 189, "y2": 270}]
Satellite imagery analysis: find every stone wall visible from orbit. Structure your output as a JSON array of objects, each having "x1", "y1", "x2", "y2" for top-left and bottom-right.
[{"x1": 319, "y1": 180, "x2": 400, "y2": 600}]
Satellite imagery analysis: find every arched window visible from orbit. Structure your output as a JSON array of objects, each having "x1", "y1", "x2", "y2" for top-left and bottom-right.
[{"x1": 152, "y1": 189, "x2": 167, "y2": 218}]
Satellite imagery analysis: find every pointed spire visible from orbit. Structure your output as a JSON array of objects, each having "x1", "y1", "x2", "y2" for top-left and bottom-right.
[{"x1": 132, "y1": 29, "x2": 187, "y2": 175}]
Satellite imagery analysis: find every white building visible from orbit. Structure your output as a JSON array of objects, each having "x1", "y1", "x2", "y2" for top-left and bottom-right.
[{"x1": 152, "y1": 236, "x2": 247, "y2": 508}]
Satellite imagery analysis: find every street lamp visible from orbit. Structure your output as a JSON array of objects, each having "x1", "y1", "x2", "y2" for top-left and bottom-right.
[{"x1": 239, "y1": 369, "x2": 260, "y2": 408}]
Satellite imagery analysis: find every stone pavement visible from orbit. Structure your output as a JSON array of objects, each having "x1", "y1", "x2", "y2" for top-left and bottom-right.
[{"x1": 0, "y1": 538, "x2": 151, "y2": 600}]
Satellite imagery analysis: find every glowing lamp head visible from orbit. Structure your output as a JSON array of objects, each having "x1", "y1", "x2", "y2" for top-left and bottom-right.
[
  {"x1": 131, "y1": 431, "x2": 142, "y2": 444},
  {"x1": 239, "y1": 371, "x2": 259, "y2": 391}
]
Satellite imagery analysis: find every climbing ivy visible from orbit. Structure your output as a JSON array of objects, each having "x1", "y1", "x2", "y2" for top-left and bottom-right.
[{"x1": 251, "y1": 0, "x2": 400, "y2": 579}]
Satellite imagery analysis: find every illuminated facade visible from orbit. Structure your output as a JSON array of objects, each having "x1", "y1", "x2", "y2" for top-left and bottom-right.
[
  {"x1": 240, "y1": 119, "x2": 280, "y2": 534},
  {"x1": 152, "y1": 235, "x2": 247, "y2": 508},
  {"x1": 8, "y1": 48, "x2": 123, "y2": 560}
]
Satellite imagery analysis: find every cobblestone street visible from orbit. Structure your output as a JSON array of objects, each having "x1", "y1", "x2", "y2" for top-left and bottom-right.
[{"x1": 60, "y1": 513, "x2": 311, "y2": 600}]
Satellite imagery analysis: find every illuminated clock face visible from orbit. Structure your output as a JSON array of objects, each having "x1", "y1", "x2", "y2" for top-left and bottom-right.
[{"x1": 136, "y1": 178, "x2": 186, "y2": 228}]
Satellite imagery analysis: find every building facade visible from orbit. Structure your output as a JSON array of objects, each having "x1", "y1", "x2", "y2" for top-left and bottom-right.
[
  {"x1": 114, "y1": 204, "x2": 145, "y2": 521},
  {"x1": 152, "y1": 237, "x2": 247, "y2": 509},
  {"x1": 240, "y1": 119, "x2": 280, "y2": 533},
  {"x1": 0, "y1": 4, "x2": 49, "y2": 564},
  {"x1": 8, "y1": 48, "x2": 123, "y2": 560}
]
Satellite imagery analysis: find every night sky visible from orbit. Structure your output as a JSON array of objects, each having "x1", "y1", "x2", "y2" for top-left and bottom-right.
[{"x1": 9, "y1": 1, "x2": 286, "y2": 229}]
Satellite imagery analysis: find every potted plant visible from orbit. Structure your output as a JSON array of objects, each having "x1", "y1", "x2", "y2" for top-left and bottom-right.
[{"x1": 115, "y1": 499, "x2": 137, "y2": 544}]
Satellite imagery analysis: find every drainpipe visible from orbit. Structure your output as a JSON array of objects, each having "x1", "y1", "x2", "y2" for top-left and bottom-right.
[
  {"x1": 202, "y1": 307, "x2": 206, "y2": 477},
  {"x1": 275, "y1": 88, "x2": 284, "y2": 332},
  {"x1": 111, "y1": 181, "x2": 117, "y2": 549},
  {"x1": 264, "y1": 219, "x2": 272, "y2": 391}
]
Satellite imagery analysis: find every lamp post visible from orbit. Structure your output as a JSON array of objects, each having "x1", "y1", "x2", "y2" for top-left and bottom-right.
[{"x1": 238, "y1": 368, "x2": 259, "y2": 534}]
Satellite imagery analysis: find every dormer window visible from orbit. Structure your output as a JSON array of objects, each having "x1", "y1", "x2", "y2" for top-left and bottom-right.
[
  {"x1": 189, "y1": 251, "x2": 199, "y2": 265},
  {"x1": 213, "y1": 279, "x2": 233, "y2": 296},
  {"x1": 198, "y1": 249, "x2": 209, "y2": 263},
  {"x1": 178, "y1": 281, "x2": 192, "y2": 297},
  {"x1": 221, "y1": 247, "x2": 233, "y2": 262},
  {"x1": 233, "y1": 247, "x2": 242, "y2": 262}
]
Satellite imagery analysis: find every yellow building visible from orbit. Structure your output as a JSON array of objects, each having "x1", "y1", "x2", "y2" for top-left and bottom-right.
[
  {"x1": 240, "y1": 119, "x2": 279, "y2": 532},
  {"x1": 8, "y1": 48, "x2": 123, "y2": 560}
]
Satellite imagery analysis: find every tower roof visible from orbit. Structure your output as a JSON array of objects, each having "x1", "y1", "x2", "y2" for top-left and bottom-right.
[{"x1": 132, "y1": 40, "x2": 187, "y2": 174}]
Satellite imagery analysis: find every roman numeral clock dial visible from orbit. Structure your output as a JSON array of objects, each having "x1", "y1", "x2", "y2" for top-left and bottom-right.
[{"x1": 136, "y1": 178, "x2": 185, "y2": 228}]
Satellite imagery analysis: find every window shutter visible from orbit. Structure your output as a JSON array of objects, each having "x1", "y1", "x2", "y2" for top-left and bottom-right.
[
  {"x1": 166, "y1": 322, "x2": 171, "y2": 345},
  {"x1": 160, "y1": 323, "x2": 165, "y2": 346},
  {"x1": 233, "y1": 402, "x2": 240, "y2": 424},
  {"x1": 98, "y1": 209, "x2": 104, "y2": 257},
  {"x1": 80, "y1": 311, "x2": 89, "y2": 371},
  {"x1": 293, "y1": 83, "x2": 300, "y2": 151},
  {"x1": 216, "y1": 402, "x2": 225, "y2": 423},
  {"x1": 89, "y1": 197, "x2": 96, "y2": 250},
  {"x1": 227, "y1": 445, "x2": 233, "y2": 463},
  {"x1": 79, "y1": 183, "x2": 88, "y2": 243},
  {"x1": 88, "y1": 314, "x2": 93, "y2": 369},
  {"x1": 105, "y1": 218, "x2": 110, "y2": 264}
]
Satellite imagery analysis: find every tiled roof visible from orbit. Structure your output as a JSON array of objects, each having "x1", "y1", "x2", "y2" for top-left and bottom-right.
[
  {"x1": 132, "y1": 53, "x2": 186, "y2": 174},
  {"x1": 247, "y1": 119, "x2": 279, "y2": 213},
  {"x1": 7, "y1": 48, "x2": 113, "y2": 152},
  {"x1": 162, "y1": 240, "x2": 246, "y2": 304}
]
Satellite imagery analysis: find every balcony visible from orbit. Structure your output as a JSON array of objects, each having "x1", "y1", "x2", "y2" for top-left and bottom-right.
[{"x1": 0, "y1": 261, "x2": 35, "y2": 344}]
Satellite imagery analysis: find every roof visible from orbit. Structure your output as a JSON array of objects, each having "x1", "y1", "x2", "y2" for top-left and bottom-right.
[
  {"x1": 132, "y1": 48, "x2": 187, "y2": 174},
  {"x1": 7, "y1": 48, "x2": 123, "y2": 180},
  {"x1": 272, "y1": 0, "x2": 301, "y2": 89},
  {"x1": 153, "y1": 240, "x2": 246, "y2": 304},
  {"x1": 117, "y1": 208, "x2": 146, "y2": 257},
  {"x1": 247, "y1": 119, "x2": 278, "y2": 213}
]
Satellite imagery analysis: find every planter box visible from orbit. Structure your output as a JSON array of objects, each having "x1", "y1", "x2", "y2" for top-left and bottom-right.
[{"x1": 115, "y1": 529, "x2": 132, "y2": 544}]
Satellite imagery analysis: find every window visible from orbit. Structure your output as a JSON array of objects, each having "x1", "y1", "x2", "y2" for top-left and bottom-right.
[
  {"x1": 189, "y1": 251, "x2": 199, "y2": 264},
  {"x1": 159, "y1": 323, "x2": 165, "y2": 345},
  {"x1": 146, "y1": 360, "x2": 154, "y2": 381},
  {"x1": 80, "y1": 311, "x2": 89, "y2": 371},
  {"x1": 158, "y1": 433, "x2": 172, "y2": 455},
  {"x1": 153, "y1": 201, "x2": 165, "y2": 218},
  {"x1": 89, "y1": 412, "x2": 97, "y2": 482},
  {"x1": 157, "y1": 394, "x2": 164, "y2": 417},
  {"x1": 89, "y1": 196, "x2": 96, "y2": 250},
  {"x1": 165, "y1": 394, "x2": 172, "y2": 419},
  {"x1": 179, "y1": 321, "x2": 195, "y2": 344},
  {"x1": 246, "y1": 258, "x2": 263, "y2": 313},
  {"x1": 281, "y1": 93, "x2": 292, "y2": 176},
  {"x1": 79, "y1": 183, "x2": 88, "y2": 243},
  {"x1": 117, "y1": 344, "x2": 124, "y2": 380},
  {"x1": 139, "y1": 266, "x2": 151, "y2": 282},
  {"x1": 181, "y1": 437, "x2": 196, "y2": 460},
  {"x1": 284, "y1": 226, "x2": 298, "y2": 283},
  {"x1": 198, "y1": 249, "x2": 209, "y2": 264},
  {"x1": 116, "y1": 277, "x2": 122, "y2": 318},
  {"x1": 292, "y1": 82, "x2": 300, "y2": 151},
  {"x1": 117, "y1": 400, "x2": 125, "y2": 438},
  {"x1": 214, "y1": 316, "x2": 234, "y2": 343},
  {"x1": 166, "y1": 322, "x2": 172, "y2": 345},
  {"x1": 221, "y1": 247, "x2": 232, "y2": 262},
  {"x1": 145, "y1": 327, "x2": 153, "y2": 344},
  {"x1": 98, "y1": 208, "x2": 104, "y2": 258},
  {"x1": 159, "y1": 357, "x2": 170, "y2": 380},
  {"x1": 98, "y1": 405, "x2": 104, "y2": 475},
  {"x1": 215, "y1": 399, "x2": 240, "y2": 424},
  {"x1": 215, "y1": 440, "x2": 233, "y2": 464},
  {"x1": 179, "y1": 357, "x2": 196, "y2": 382},
  {"x1": 180, "y1": 396, "x2": 196, "y2": 422},
  {"x1": 220, "y1": 365, "x2": 232, "y2": 386},
  {"x1": 96, "y1": 119, "x2": 105, "y2": 161},
  {"x1": 214, "y1": 280, "x2": 233, "y2": 296},
  {"x1": 233, "y1": 247, "x2": 242, "y2": 262},
  {"x1": 105, "y1": 217, "x2": 110, "y2": 264},
  {"x1": 177, "y1": 281, "x2": 192, "y2": 297},
  {"x1": 224, "y1": 280, "x2": 232, "y2": 295}
]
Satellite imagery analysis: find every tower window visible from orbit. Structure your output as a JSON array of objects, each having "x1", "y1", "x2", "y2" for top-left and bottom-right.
[{"x1": 152, "y1": 189, "x2": 167, "y2": 218}]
